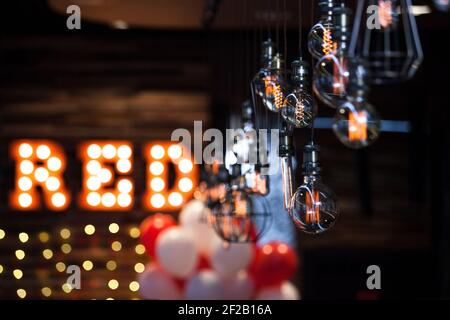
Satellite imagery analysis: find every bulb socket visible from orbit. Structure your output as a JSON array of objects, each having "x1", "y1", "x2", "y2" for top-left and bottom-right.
[
  {"x1": 302, "y1": 144, "x2": 322, "y2": 175},
  {"x1": 261, "y1": 39, "x2": 276, "y2": 66},
  {"x1": 291, "y1": 58, "x2": 310, "y2": 88},
  {"x1": 271, "y1": 53, "x2": 284, "y2": 70},
  {"x1": 279, "y1": 134, "x2": 294, "y2": 157}
]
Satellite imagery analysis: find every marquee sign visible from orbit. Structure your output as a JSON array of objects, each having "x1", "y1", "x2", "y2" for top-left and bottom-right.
[{"x1": 8, "y1": 140, "x2": 197, "y2": 212}]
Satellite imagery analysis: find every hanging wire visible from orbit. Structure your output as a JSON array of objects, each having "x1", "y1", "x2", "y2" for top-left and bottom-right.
[
  {"x1": 310, "y1": 0, "x2": 316, "y2": 143},
  {"x1": 298, "y1": 0, "x2": 303, "y2": 57}
]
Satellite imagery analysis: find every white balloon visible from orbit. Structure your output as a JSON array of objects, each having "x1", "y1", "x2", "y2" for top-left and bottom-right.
[
  {"x1": 179, "y1": 200, "x2": 220, "y2": 254},
  {"x1": 185, "y1": 270, "x2": 224, "y2": 300},
  {"x1": 222, "y1": 271, "x2": 255, "y2": 300},
  {"x1": 138, "y1": 264, "x2": 183, "y2": 300},
  {"x1": 209, "y1": 237, "x2": 254, "y2": 277},
  {"x1": 255, "y1": 282, "x2": 300, "y2": 300},
  {"x1": 156, "y1": 227, "x2": 199, "y2": 278}
]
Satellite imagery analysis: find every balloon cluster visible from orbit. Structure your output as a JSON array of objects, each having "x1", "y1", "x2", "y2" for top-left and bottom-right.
[{"x1": 137, "y1": 199, "x2": 300, "y2": 300}]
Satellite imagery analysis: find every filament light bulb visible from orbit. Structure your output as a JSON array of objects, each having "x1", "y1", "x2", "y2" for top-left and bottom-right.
[
  {"x1": 282, "y1": 59, "x2": 316, "y2": 128},
  {"x1": 308, "y1": 1, "x2": 348, "y2": 59},
  {"x1": 289, "y1": 144, "x2": 339, "y2": 234}
]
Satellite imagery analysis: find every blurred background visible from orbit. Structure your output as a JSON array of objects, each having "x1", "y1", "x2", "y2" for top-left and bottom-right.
[{"x1": 0, "y1": 0, "x2": 449, "y2": 299}]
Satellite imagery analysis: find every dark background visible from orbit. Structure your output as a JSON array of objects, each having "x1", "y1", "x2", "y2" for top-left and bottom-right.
[{"x1": 0, "y1": 0, "x2": 449, "y2": 299}]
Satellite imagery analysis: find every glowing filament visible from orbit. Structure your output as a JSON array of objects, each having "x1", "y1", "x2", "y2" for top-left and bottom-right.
[
  {"x1": 348, "y1": 111, "x2": 368, "y2": 142},
  {"x1": 305, "y1": 190, "x2": 320, "y2": 224},
  {"x1": 295, "y1": 100, "x2": 305, "y2": 124},
  {"x1": 332, "y1": 57, "x2": 349, "y2": 95},
  {"x1": 264, "y1": 76, "x2": 284, "y2": 110},
  {"x1": 322, "y1": 28, "x2": 337, "y2": 56}
]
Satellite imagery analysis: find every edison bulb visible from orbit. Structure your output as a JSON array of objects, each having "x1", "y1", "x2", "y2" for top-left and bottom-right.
[
  {"x1": 289, "y1": 176, "x2": 339, "y2": 234},
  {"x1": 253, "y1": 53, "x2": 287, "y2": 113},
  {"x1": 212, "y1": 190, "x2": 270, "y2": 243},
  {"x1": 333, "y1": 99, "x2": 381, "y2": 149},
  {"x1": 308, "y1": 1, "x2": 348, "y2": 59}
]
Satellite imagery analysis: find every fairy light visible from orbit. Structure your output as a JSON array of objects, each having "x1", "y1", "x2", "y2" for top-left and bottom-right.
[
  {"x1": 135, "y1": 244, "x2": 145, "y2": 255},
  {"x1": 0, "y1": 229, "x2": 5, "y2": 240},
  {"x1": 15, "y1": 250, "x2": 25, "y2": 260},
  {"x1": 17, "y1": 289, "x2": 27, "y2": 299},
  {"x1": 84, "y1": 224, "x2": 95, "y2": 235},
  {"x1": 61, "y1": 243, "x2": 72, "y2": 254},
  {"x1": 129, "y1": 227, "x2": 140, "y2": 238},
  {"x1": 56, "y1": 262, "x2": 66, "y2": 272},
  {"x1": 81, "y1": 141, "x2": 134, "y2": 211},
  {"x1": 134, "y1": 263, "x2": 145, "y2": 273},
  {"x1": 62, "y1": 283, "x2": 72, "y2": 293},
  {"x1": 106, "y1": 260, "x2": 117, "y2": 271},
  {"x1": 111, "y1": 241, "x2": 122, "y2": 252},
  {"x1": 108, "y1": 223, "x2": 120, "y2": 234},
  {"x1": 41, "y1": 287, "x2": 52, "y2": 297},
  {"x1": 43, "y1": 249, "x2": 53, "y2": 259},
  {"x1": 60, "y1": 228, "x2": 71, "y2": 239},
  {"x1": 82, "y1": 260, "x2": 94, "y2": 271},
  {"x1": 108, "y1": 279, "x2": 119, "y2": 290},
  {"x1": 38, "y1": 232, "x2": 50, "y2": 243},
  {"x1": 129, "y1": 281, "x2": 140, "y2": 292},
  {"x1": 0, "y1": 265, "x2": 3, "y2": 274},
  {"x1": 11, "y1": 140, "x2": 69, "y2": 211},
  {"x1": 13, "y1": 269, "x2": 23, "y2": 279},
  {"x1": 19, "y1": 232, "x2": 29, "y2": 243}
]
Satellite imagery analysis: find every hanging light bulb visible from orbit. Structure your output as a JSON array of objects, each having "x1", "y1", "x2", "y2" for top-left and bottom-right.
[
  {"x1": 282, "y1": 59, "x2": 317, "y2": 128},
  {"x1": 289, "y1": 144, "x2": 339, "y2": 234},
  {"x1": 252, "y1": 40, "x2": 287, "y2": 113},
  {"x1": 332, "y1": 58, "x2": 381, "y2": 148},
  {"x1": 349, "y1": 0, "x2": 423, "y2": 83},
  {"x1": 313, "y1": 4, "x2": 353, "y2": 108},
  {"x1": 211, "y1": 163, "x2": 271, "y2": 243},
  {"x1": 308, "y1": 0, "x2": 347, "y2": 60}
]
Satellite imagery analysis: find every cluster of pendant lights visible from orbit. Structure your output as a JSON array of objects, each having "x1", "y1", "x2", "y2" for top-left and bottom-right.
[{"x1": 203, "y1": 0, "x2": 423, "y2": 241}]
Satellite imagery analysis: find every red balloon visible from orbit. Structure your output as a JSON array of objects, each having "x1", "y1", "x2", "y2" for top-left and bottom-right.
[
  {"x1": 197, "y1": 255, "x2": 211, "y2": 271},
  {"x1": 249, "y1": 242, "x2": 298, "y2": 288},
  {"x1": 140, "y1": 214, "x2": 177, "y2": 258}
]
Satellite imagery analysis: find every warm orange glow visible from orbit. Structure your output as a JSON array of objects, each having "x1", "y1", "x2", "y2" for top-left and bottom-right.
[
  {"x1": 10, "y1": 140, "x2": 70, "y2": 211},
  {"x1": 332, "y1": 56, "x2": 348, "y2": 95},
  {"x1": 322, "y1": 28, "x2": 337, "y2": 56},
  {"x1": 379, "y1": 0, "x2": 393, "y2": 28},
  {"x1": 348, "y1": 111, "x2": 368, "y2": 142},
  {"x1": 263, "y1": 76, "x2": 284, "y2": 110},
  {"x1": 305, "y1": 190, "x2": 320, "y2": 224},
  {"x1": 144, "y1": 142, "x2": 197, "y2": 210},
  {"x1": 80, "y1": 141, "x2": 134, "y2": 211}
]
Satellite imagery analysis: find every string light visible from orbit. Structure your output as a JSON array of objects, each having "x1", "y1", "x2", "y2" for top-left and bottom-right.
[
  {"x1": 42, "y1": 249, "x2": 53, "y2": 259},
  {"x1": 129, "y1": 281, "x2": 140, "y2": 292},
  {"x1": 129, "y1": 227, "x2": 140, "y2": 238},
  {"x1": 18, "y1": 232, "x2": 29, "y2": 243},
  {"x1": 108, "y1": 223, "x2": 120, "y2": 234},
  {"x1": 15, "y1": 250, "x2": 25, "y2": 260},
  {"x1": 135, "y1": 244, "x2": 145, "y2": 255},
  {"x1": 108, "y1": 279, "x2": 119, "y2": 290},
  {"x1": 0, "y1": 229, "x2": 5, "y2": 240},
  {"x1": 134, "y1": 263, "x2": 145, "y2": 273},
  {"x1": 84, "y1": 224, "x2": 96, "y2": 235},
  {"x1": 106, "y1": 260, "x2": 117, "y2": 271},
  {"x1": 41, "y1": 287, "x2": 52, "y2": 297},
  {"x1": 111, "y1": 241, "x2": 122, "y2": 252},
  {"x1": 60, "y1": 228, "x2": 71, "y2": 239},
  {"x1": 56, "y1": 262, "x2": 66, "y2": 272},
  {"x1": 13, "y1": 269, "x2": 23, "y2": 279},
  {"x1": 62, "y1": 283, "x2": 72, "y2": 293},
  {"x1": 17, "y1": 289, "x2": 27, "y2": 299},
  {"x1": 38, "y1": 232, "x2": 50, "y2": 243},
  {"x1": 82, "y1": 260, "x2": 94, "y2": 271},
  {"x1": 61, "y1": 243, "x2": 72, "y2": 254}
]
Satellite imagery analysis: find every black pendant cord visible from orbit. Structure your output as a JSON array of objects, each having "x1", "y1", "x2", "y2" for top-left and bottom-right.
[
  {"x1": 310, "y1": 0, "x2": 316, "y2": 145},
  {"x1": 298, "y1": 0, "x2": 303, "y2": 58},
  {"x1": 283, "y1": 0, "x2": 288, "y2": 77}
]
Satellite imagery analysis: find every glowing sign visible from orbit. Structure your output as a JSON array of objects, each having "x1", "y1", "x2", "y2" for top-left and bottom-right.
[
  {"x1": 79, "y1": 142, "x2": 134, "y2": 211},
  {"x1": 144, "y1": 142, "x2": 197, "y2": 210},
  {"x1": 10, "y1": 141, "x2": 70, "y2": 211},
  {"x1": 8, "y1": 140, "x2": 197, "y2": 212}
]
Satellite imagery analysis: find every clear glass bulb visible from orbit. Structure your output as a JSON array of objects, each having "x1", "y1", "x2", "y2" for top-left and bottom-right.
[
  {"x1": 253, "y1": 53, "x2": 287, "y2": 113},
  {"x1": 308, "y1": 1, "x2": 348, "y2": 60},
  {"x1": 282, "y1": 89, "x2": 316, "y2": 128},
  {"x1": 212, "y1": 189, "x2": 270, "y2": 243},
  {"x1": 333, "y1": 97, "x2": 381, "y2": 149},
  {"x1": 289, "y1": 175, "x2": 339, "y2": 234}
]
